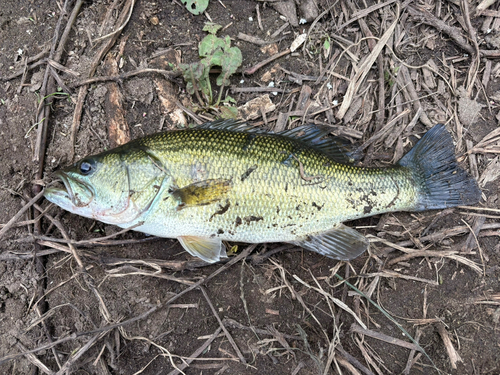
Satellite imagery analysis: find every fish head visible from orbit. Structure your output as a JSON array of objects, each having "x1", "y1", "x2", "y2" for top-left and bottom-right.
[{"x1": 44, "y1": 151, "x2": 147, "y2": 225}]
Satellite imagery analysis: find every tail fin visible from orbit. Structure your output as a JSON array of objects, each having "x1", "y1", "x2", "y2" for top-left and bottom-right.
[{"x1": 398, "y1": 124, "x2": 481, "y2": 210}]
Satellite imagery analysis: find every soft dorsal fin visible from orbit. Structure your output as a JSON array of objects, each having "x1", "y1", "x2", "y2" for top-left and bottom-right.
[
  {"x1": 290, "y1": 223, "x2": 368, "y2": 260},
  {"x1": 178, "y1": 236, "x2": 227, "y2": 263},
  {"x1": 170, "y1": 179, "x2": 232, "y2": 210},
  {"x1": 196, "y1": 120, "x2": 359, "y2": 164}
]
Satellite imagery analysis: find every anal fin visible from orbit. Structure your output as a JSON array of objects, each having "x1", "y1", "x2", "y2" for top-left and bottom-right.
[
  {"x1": 171, "y1": 179, "x2": 232, "y2": 210},
  {"x1": 290, "y1": 224, "x2": 368, "y2": 261},
  {"x1": 178, "y1": 236, "x2": 227, "y2": 263}
]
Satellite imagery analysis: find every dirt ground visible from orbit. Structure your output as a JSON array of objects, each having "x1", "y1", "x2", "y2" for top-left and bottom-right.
[{"x1": 1, "y1": 0, "x2": 499, "y2": 374}]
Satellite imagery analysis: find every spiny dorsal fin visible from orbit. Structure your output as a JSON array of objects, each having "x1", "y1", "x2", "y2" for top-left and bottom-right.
[
  {"x1": 197, "y1": 119, "x2": 263, "y2": 133},
  {"x1": 197, "y1": 120, "x2": 359, "y2": 164},
  {"x1": 290, "y1": 223, "x2": 368, "y2": 260},
  {"x1": 170, "y1": 178, "x2": 232, "y2": 210}
]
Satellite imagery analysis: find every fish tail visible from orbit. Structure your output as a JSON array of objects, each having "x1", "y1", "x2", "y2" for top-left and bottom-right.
[{"x1": 398, "y1": 124, "x2": 481, "y2": 210}]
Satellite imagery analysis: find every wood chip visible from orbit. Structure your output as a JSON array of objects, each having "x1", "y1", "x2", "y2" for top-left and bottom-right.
[
  {"x1": 104, "y1": 54, "x2": 130, "y2": 148},
  {"x1": 436, "y1": 323, "x2": 463, "y2": 369},
  {"x1": 237, "y1": 94, "x2": 276, "y2": 120}
]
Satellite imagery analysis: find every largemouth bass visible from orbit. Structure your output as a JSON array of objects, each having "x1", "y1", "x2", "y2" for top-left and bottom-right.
[{"x1": 44, "y1": 121, "x2": 481, "y2": 263}]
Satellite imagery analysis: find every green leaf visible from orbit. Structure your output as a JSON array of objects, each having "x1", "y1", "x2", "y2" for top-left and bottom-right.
[
  {"x1": 179, "y1": 25, "x2": 242, "y2": 107},
  {"x1": 203, "y1": 22, "x2": 222, "y2": 35},
  {"x1": 221, "y1": 35, "x2": 232, "y2": 51},
  {"x1": 222, "y1": 95, "x2": 236, "y2": 104},
  {"x1": 219, "y1": 106, "x2": 238, "y2": 119},
  {"x1": 179, "y1": 62, "x2": 205, "y2": 95},
  {"x1": 323, "y1": 38, "x2": 330, "y2": 52},
  {"x1": 181, "y1": 0, "x2": 209, "y2": 15},
  {"x1": 201, "y1": 49, "x2": 224, "y2": 68},
  {"x1": 199, "y1": 34, "x2": 225, "y2": 57},
  {"x1": 216, "y1": 45, "x2": 242, "y2": 86}
]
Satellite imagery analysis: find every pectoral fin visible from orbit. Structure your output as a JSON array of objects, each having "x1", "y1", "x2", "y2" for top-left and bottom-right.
[
  {"x1": 171, "y1": 179, "x2": 232, "y2": 210},
  {"x1": 178, "y1": 236, "x2": 227, "y2": 263},
  {"x1": 290, "y1": 224, "x2": 368, "y2": 261}
]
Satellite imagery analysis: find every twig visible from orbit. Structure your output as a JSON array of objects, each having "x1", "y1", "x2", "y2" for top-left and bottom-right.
[
  {"x1": 106, "y1": 265, "x2": 195, "y2": 285},
  {"x1": 389, "y1": 222, "x2": 500, "y2": 248},
  {"x1": 200, "y1": 286, "x2": 247, "y2": 364},
  {"x1": 2, "y1": 46, "x2": 50, "y2": 81},
  {"x1": 345, "y1": 0, "x2": 376, "y2": 51},
  {"x1": 16, "y1": 342, "x2": 55, "y2": 375},
  {"x1": 461, "y1": 0, "x2": 480, "y2": 97},
  {"x1": 93, "y1": 0, "x2": 135, "y2": 43},
  {"x1": 237, "y1": 32, "x2": 267, "y2": 46},
  {"x1": 167, "y1": 327, "x2": 223, "y2": 375},
  {"x1": 0, "y1": 189, "x2": 45, "y2": 239},
  {"x1": 350, "y1": 324, "x2": 422, "y2": 352},
  {"x1": 47, "y1": 59, "x2": 80, "y2": 77},
  {"x1": 336, "y1": 346, "x2": 375, "y2": 375},
  {"x1": 164, "y1": 245, "x2": 256, "y2": 306},
  {"x1": 293, "y1": 274, "x2": 367, "y2": 329},
  {"x1": 33, "y1": 0, "x2": 71, "y2": 168},
  {"x1": 55, "y1": 332, "x2": 105, "y2": 375},
  {"x1": 403, "y1": 329, "x2": 422, "y2": 375},
  {"x1": 270, "y1": 22, "x2": 289, "y2": 39},
  {"x1": 337, "y1": 6, "x2": 399, "y2": 119},
  {"x1": 337, "y1": 0, "x2": 398, "y2": 31},
  {"x1": 231, "y1": 86, "x2": 292, "y2": 93},
  {"x1": 0, "y1": 249, "x2": 61, "y2": 261},
  {"x1": 38, "y1": 208, "x2": 113, "y2": 323},
  {"x1": 361, "y1": 270, "x2": 438, "y2": 285},
  {"x1": 175, "y1": 99, "x2": 203, "y2": 125},
  {"x1": 49, "y1": 66, "x2": 72, "y2": 94},
  {"x1": 69, "y1": 0, "x2": 136, "y2": 160},
  {"x1": 16, "y1": 56, "x2": 29, "y2": 94},
  {"x1": 249, "y1": 244, "x2": 301, "y2": 264},
  {"x1": 0, "y1": 306, "x2": 158, "y2": 366},
  {"x1": 406, "y1": 5, "x2": 474, "y2": 55},
  {"x1": 70, "y1": 67, "x2": 179, "y2": 88},
  {"x1": 461, "y1": 218, "x2": 486, "y2": 276},
  {"x1": 243, "y1": 48, "x2": 291, "y2": 75},
  {"x1": 222, "y1": 318, "x2": 302, "y2": 340},
  {"x1": 256, "y1": 4, "x2": 263, "y2": 31},
  {"x1": 270, "y1": 259, "x2": 329, "y2": 341},
  {"x1": 436, "y1": 323, "x2": 462, "y2": 369},
  {"x1": 336, "y1": 354, "x2": 362, "y2": 375}
]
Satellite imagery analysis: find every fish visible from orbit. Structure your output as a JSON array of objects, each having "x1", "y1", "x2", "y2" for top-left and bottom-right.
[{"x1": 44, "y1": 120, "x2": 481, "y2": 263}]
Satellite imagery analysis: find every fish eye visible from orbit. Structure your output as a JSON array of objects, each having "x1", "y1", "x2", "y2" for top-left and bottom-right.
[{"x1": 79, "y1": 160, "x2": 95, "y2": 175}]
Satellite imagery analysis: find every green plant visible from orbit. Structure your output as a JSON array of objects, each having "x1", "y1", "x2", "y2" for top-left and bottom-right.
[
  {"x1": 384, "y1": 66, "x2": 400, "y2": 88},
  {"x1": 181, "y1": 0, "x2": 209, "y2": 15},
  {"x1": 179, "y1": 22, "x2": 242, "y2": 108},
  {"x1": 322, "y1": 35, "x2": 331, "y2": 58}
]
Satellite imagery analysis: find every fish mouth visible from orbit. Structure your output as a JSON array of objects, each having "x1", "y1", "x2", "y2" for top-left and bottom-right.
[{"x1": 44, "y1": 172, "x2": 94, "y2": 208}]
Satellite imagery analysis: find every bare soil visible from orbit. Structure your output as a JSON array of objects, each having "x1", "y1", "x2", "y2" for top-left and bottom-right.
[{"x1": 1, "y1": 1, "x2": 499, "y2": 374}]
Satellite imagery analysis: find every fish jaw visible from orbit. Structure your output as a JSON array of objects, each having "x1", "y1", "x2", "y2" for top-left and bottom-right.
[
  {"x1": 44, "y1": 168, "x2": 167, "y2": 226},
  {"x1": 44, "y1": 177, "x2": 95, "y2": 220}
]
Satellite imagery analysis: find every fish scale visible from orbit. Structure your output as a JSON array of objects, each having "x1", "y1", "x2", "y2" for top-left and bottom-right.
[
  {"x1": 132, "y1": 128, "x2": 416, "y2": 240},
  {"x1": 44, "y1": 120, "x2": 481, "y2": 263}
]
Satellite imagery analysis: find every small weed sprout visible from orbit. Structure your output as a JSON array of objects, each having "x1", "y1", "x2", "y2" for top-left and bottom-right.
[{"x1": 180, "y1": 22, "x2": 242, "y2": 112}]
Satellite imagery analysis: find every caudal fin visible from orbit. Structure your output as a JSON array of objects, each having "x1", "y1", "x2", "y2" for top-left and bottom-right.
[{"x1": 398, "y1": 124, "x2": 481, "y2": 210}]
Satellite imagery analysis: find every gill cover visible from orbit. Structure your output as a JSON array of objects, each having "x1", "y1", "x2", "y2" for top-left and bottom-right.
[{"x1": 45, "y1": 146, "x2": 168, "y2": 225}]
